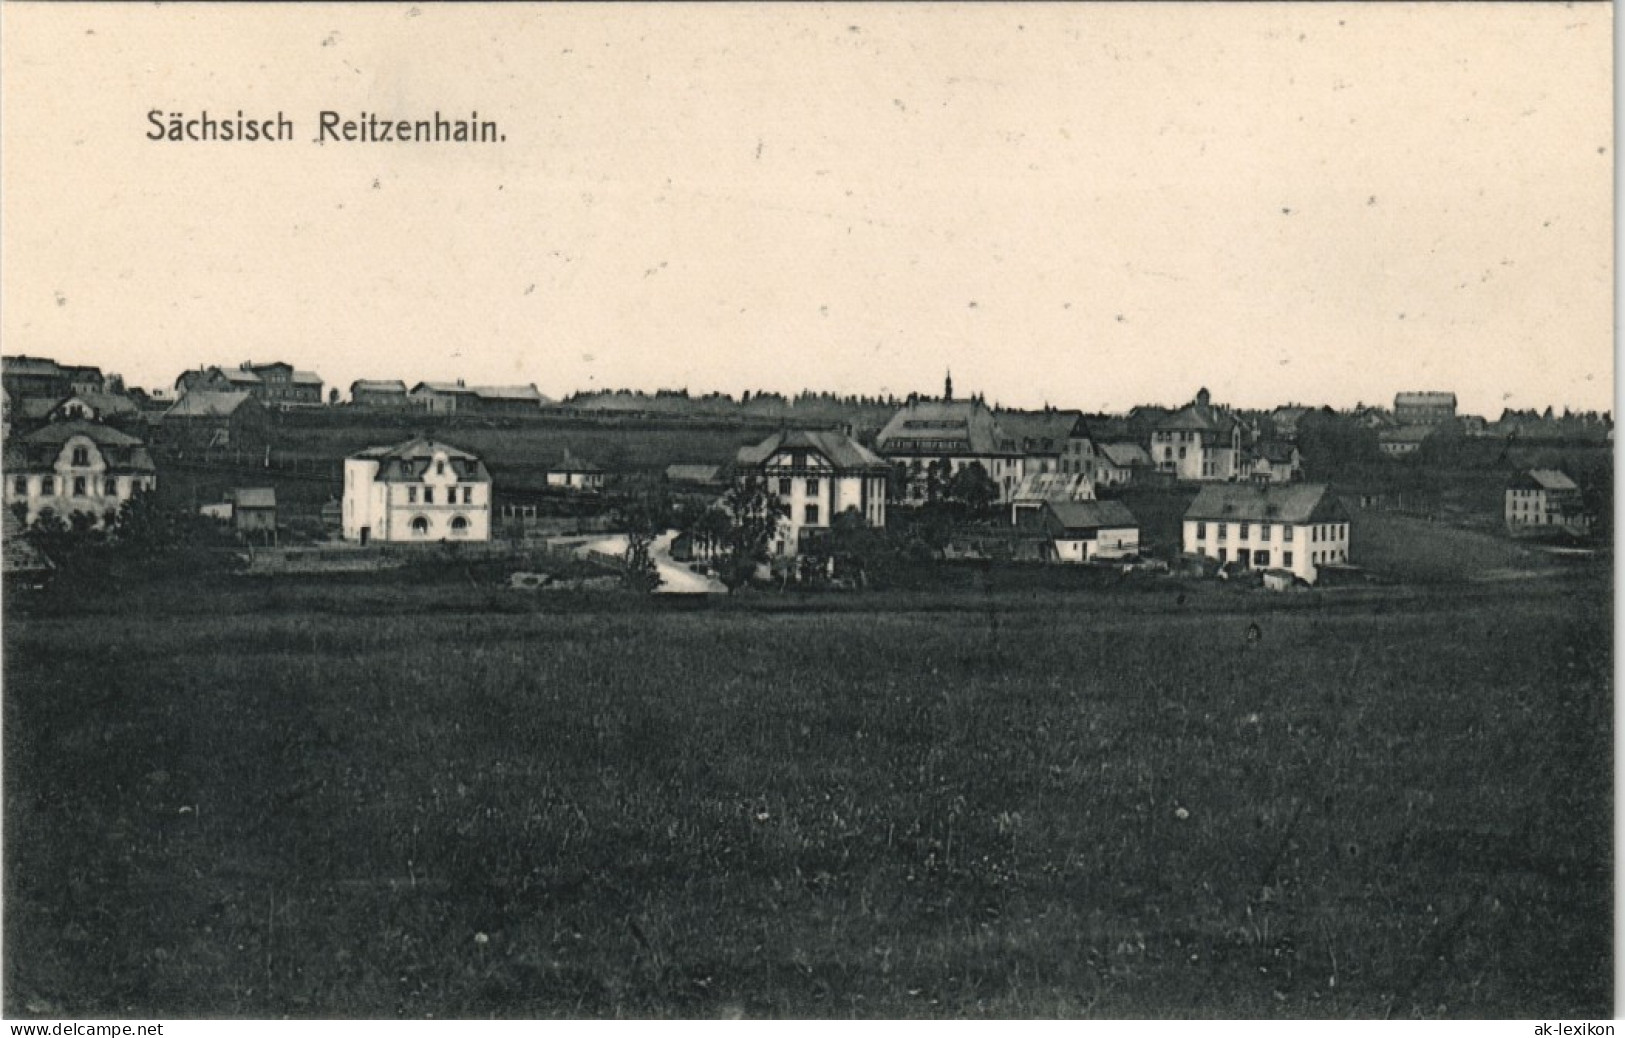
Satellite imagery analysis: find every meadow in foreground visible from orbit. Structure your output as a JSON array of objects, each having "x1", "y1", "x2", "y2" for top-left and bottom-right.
[{"x1": 3, "y1": 572, "x2": 1611, "y2": 1017}]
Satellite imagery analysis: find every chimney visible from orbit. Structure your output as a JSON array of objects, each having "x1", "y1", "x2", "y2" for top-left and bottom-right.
[{"x1": 456, "y1": 379, "x2": 465, "y2": 388}]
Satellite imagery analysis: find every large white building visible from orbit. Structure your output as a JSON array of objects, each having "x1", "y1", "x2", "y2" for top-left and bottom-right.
[
  {"x1": 1505, "y1": 469, "x2": 1586, "y2": 534},
  {"x1": 735, "y1": 428, "x2": 889, "y2": 557},
  {"x1": 342, "y1": 437, "x2": 492, "y2": 544},
  {"x1": 3, "y1": 420, "x2": 157, "y2": 527},
  {"x1": 1182, "y1": 483, "x2": 1350, "y2": 584}
]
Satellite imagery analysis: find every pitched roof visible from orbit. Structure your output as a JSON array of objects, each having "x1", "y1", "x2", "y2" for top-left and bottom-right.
[
  {"x1": 1250, "y1": 440, "x2": 1298, "y2": 465},
  {"x1": 2, "y1": 356, "x2": 66, "y2": 377},
  {"x1": 410, "y1": 381, "x2": 477, "y2": 395},
  {"x1": 1044, "y1": 499, "x2": 1138, "y2": 532},
  {"x1": 350, "y1": 437, "x2": 491, "y2": 482},
  {"x1": 50, "y1": 392, "x2": 138, "y2": 418},
  {"x1": 549, "y1": 451, "x2": 604, "y2": 474},
  {"x1": 1011, "y1": 472, "x2": 1095, "y2": 503},
  {"x1": 1098, "y1": 442, "x2": 1152, "y2": 467},
  {"x1": 1525, "y1": 469, "x2": 1578, "y2": 491},
  {"x1": 1378, "y1": 424, "x2": 1435, "y2": 444},
  {"x1": 1156, "y1": 402, "x2": 1238, "y2": 435},
  {"x1": 8, "y1": 421, "x2": 155, "y2": 474},
  {"x1": 1184, "y1": 483, "x2": 1347, "y2": 524},
  {"x1": 473, "y1": 384, "x2": 548, "y2": 403},
  {"x1": 1395, "y1": 391, "x2": 1457, "y2": 407},
  {"x1": 291, "y1": 371, "x2": 323, "y2": 386},
  {"x1": 231, "y1": 487, "x2": 277, "y2": 509},
  {"x1": 166, "y1": 390, "x2": 257, "y2": 418},
  {"x1": 737, "y1": 428, "x2": 889, "y2": 472},
  {"x1": 351, "y1": 379, "x2": 409, "y2": 393},
  {"x1": 214, "y1": 368, "x2": 263, "y2": 386},
  {"x1": 665, "y1": 464, "x2": 723, "y2": 484},
  {"x1": 875, "y1": 399, "x2": 1016, "y2": 456},
  {"x1": 997, "y1": 410, "x2": 1088, "y2": 454}
]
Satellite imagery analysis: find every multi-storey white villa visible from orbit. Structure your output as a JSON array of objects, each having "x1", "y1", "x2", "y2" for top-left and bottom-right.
[{"x1": 342, "y1": 437, "x2": 492, "y2": 544}]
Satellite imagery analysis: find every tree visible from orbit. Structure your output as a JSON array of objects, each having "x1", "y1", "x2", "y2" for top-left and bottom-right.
[{"x1": 945, "y1": 461, "x2": 999, "y2": 516}]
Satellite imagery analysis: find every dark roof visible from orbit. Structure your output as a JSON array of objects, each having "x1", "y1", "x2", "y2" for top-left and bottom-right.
[
  {"x1": 1098, "y1": 442, "x2": 1152, "y2": 467},
  {"x1": 166, "y1": 391, "x2": 257, "y2": 418},
  {"x1": 351, "y1": 379, "x2": 409, "y2": 393},
  {"x1": 350, "y1": 437, "x2": 491, "y2": 483},
  {"x1": 1250, "y1": 441, "x2": 1298, "y2": 465},
  {"x1": 232, "y1": 488, "x2": 277, "y2": 509},
  {"x1": 50, "y1": 392, "x2": 138, "y2": 418},
  {"x1": 2, "y1": 356, "x2": 66, "y2": 377},
  {"x1": 737, "y1": 429, "x2": 889, "y2": 472},
  {"x1": 1044, "y1": 499, "x2": 1138, "y2": 532},
  {"x1": 291, "y1": 371, "x2": 323, "y2": 386},
  {"x1": 997, "y1": 410, "x2": 1089, "y2": 454},
  {"x1": 1185, "y1": 483, "x2": 1347, "y2": 524},
  {"x1": 8, "y1": 421, "x2": 155, "y2": 474},
  {"x1": 1155, "y1": 402, "x2": 1238, "y2": 435},
  {"x1": 665, "y1": 463, "x2": 723, "y2": 484},
  {"x1": 1395, "y1": 391, "x2": 1457, "y2": 407},
  {"x1": 550, "y1": 451, "x2": 604, "y2": 474}
]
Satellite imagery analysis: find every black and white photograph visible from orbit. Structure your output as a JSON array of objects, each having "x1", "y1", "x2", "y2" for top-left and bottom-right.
[{"x1": 0, "y1": 1, "x2": 1613, "y2": 1023}]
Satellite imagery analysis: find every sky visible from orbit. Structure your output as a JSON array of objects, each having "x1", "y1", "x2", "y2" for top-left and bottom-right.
[{"x1": 0, "y1": 3, "x2": 1613, "y2": 417}]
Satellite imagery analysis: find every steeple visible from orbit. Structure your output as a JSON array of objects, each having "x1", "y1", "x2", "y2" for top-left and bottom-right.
[{"x1": 944, "y1": 369, "x2": 954, "y2": 401}]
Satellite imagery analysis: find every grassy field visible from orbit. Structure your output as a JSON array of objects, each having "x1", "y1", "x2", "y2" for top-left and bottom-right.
[{"x1": 3, "y1": 570, "x2": 1611, "y2": 1018}]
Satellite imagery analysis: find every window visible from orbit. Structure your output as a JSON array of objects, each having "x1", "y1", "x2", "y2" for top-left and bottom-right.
[
  {"x1": 71, "y1": 446, "x2": 89, "y2": 466},
  {"x1": 450, "y1": 515, "x2": 469, "y2": 535},
  {"x1": 104, "y1": 478, "x2": 116, "y2": 496},
  {"x1": 12, "y1": 477, "x2": 24, "y2": 496},
  {"x1": 411, "y1": 516, "x2": 429, "y2": 536},
  {"x1": 1196, "y1": 521, "x2": 1206, "y2": 540},
  {"x1": 1284, "y1": 525, "x2": 1294, "y2": 542},
  {"x1": 1240, "y1": 523, "x2": 1249, "y2": 540},
  {"x1": 1218, "y1": 547, "x2": 1228, "y2": 562},
  {"x1": 463, "y1": 486, "x2": 473, "y2": 504},
  {"x1": 1283, "y1": 551, "x2": 1293, "y2": 567},
  {"x1": 1217, "y1": 523, "x2": 1227, "y2": 541},
  {"x1": 424, "y1": 487, "x2": 435, "y2": 505},
  {"x1": 1255, "y1": 550, "x2": 1270, "y2": 566},
  {"x1": 804, "y1": 503, "x2": 820, "y2": 525},
  {"x1": 436, "y1": 460, "x2": 445, "y2": 476},
  {"x1": 72, "y1": 477, "x2": 86, "y2": 497},
  {"x1": 1260, "y1": 523, "x2": 1272, "y2": 541},
  {"x1": 778, "y1": 478, "x2": 792, "y2": 496},
  {"x1": 806, "y1": 478, "x2": 820, "y2": 495},
  {"x1": 408, "y1": 486, "x2": 417, "y2": 504},
  {"x1": 1178, "y1": 447, "x2": 1187, "y2": 460}
]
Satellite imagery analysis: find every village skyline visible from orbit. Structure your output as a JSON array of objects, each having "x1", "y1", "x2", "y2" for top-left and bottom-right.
[{"x1": 2, "y1": 4, "x2": 1613, "y2": 421}]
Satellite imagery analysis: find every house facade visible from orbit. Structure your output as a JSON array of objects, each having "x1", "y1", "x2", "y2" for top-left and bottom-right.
[
  {"x1": 3, "y1": 421, "x2": 157, "y2": 527},
  {"x1": 1, "y1": 356, "x2": 71, "y2": 401},
  {"x1": 1241, "y1": 442, "x2": 1302, "y2": 484},
  {"x1": 735, "y1": 428, "x2": 889, "y2": 557},
  {"x1": 544, "y1": 451, "x2": 606, "y2": 491},
  {"x1": 1378, "y1": 425, "x2": 1433, "y2": 457},
  {"x1": 1095, "y1": 441, "x2": 1153, "y2": 487},
  {"x1": 342, "y1": 437, "x2": 492, "y2": 544},
  {"x1": 1182, "y1": 483, "x2": 1351, "y2": 584},
  {"x1": 1505, "y1": 469, "x2": 1586, "y2": 534},
  {"x1": 999, "y1": 410, "x2": 1096, "y2": 482},
  {"x1": 1150, "y1": 389, "x2": 1245, "y2": 481},
  {"x1": 162, "y1": 391, "x2": 271, "y2": 449}
]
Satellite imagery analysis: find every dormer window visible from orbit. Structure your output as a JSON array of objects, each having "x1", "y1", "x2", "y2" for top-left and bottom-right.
[
  {"x1": 436, "y1": 460, "x2": 445, "y2": 476},
  {"x1": 71, "y1": 446, "x2": 89, "y2": 467}
]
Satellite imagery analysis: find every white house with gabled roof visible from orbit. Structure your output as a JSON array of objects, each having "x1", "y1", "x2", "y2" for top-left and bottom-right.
[
  {"x1": 1182, "y1": 483, "x2": 1350, "y2": 584},
  {"x1": 735, "y1": 428, "x2": 889, "y2": 557},
  {"x1": 342, "y1": 437, "x2": 492, "y2": 544}
]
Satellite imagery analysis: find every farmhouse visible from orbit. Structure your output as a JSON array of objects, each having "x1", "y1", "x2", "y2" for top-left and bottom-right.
[
  {"x1": 1394, "y1": 391, "x2": 1457, "y2": 425},
  {"x1": 875, "y1": 392, "x2": 1026, "y2": 502},
  {"x1": 350, "y1": 379, "x2": 410, "y2": 407},
  {"x1": 162, "y1": 391, "x2": 271, "y2": 449},
  {"x1": 343, "y1": 437, "x2": 493, "y2": 544},
  {"x1": 3, "y1": 420, "x2": 157, "y2": 527},
  {"x1": 736, "y1": 428, "x2": 889, "y2": 557},
  {"x1": 544, "y1": 450, "x2": 606, "y2": 491},
  {"x1": 1040, "y1": 499, "x2": 1140, "y2": 563},
  {"x1": 408, "y1": 381, "x2": 550, "y2": 415},
  {"x1": 1150, "y1": 389, "x2": 1245, "y2": 481},
  {"x1": 1182, "y1": 483, "x2": 1350, "y2": 585},
  {"x1": 1, "y1": 356, "x2": 71, "y2": 401},
  {"x1": 1095, "y1": 441, "x2": 1153, "y2": 487},
  {"x1": 1505, "y1": 469, "x2": 1586, "y2": 534}
]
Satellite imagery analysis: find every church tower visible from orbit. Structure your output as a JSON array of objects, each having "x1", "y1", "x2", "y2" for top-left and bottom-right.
[{"x1": 944, "y1": 370, "x2": 954, "y2": 401}]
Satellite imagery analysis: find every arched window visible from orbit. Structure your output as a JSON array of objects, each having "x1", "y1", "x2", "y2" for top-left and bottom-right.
[
  {"x1": 410, "y1": 516, "x2": 429, "y2": 536},
  {"x1": 71, "y1": 446, "x2": 89, "y2": 466},
  {"x1": 450, "y1": 515, "x2": 469, "y2": 535}
]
